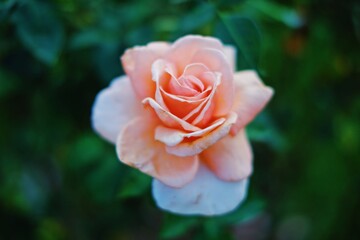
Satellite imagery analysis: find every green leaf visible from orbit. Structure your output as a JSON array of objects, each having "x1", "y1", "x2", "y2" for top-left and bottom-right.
[
  {"x1": 247, "y1": 113, "x2": 287, "y2": 152},
  {"x1": 179, "y1": 3, "x2": 215, "y2": 33},
  {"x1": 217, "y1": 14, "x2": 261, "y2": 69},
  {"x1": 93, "y1": 43, "x2": 122, "y2": 82},
  {"x1": 353, "y1": 3, "x2": 360, "y2": 41},
  {"x1": 215, "y1": 199, "x2": 265, "y2": 224},
  {"x1": 0, "y1": 0, "x2": 19, "y2": 21},
  {"x1": 11, "y1": 0, "x2": 64, "y2": 65},
  {"x1": 160, "y1": 215, "x2": 199, "y2": 239},
  {"x1": 118, "y1": 169, "x2": 151, "y2": 199},
  {"x1": 0, "y1": 68, "x2": 20, "y2": 98},
  {"x1": 246, "y1": 0, "x2": 304, "y2": 28}
]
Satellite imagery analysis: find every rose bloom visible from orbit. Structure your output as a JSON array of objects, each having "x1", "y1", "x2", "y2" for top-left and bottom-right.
[{"x1": 92, "y1": 35, "x2": 273, "y2": 215}]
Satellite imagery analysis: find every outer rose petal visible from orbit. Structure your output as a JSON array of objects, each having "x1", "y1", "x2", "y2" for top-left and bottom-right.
[
  {"x1": 117, "y1": 117, "x2": 199, "y2": 188},
  {"x1": 166, "y1": 112, "x2": 238, "y2": 157},
  {"x1": 91, "y1": 76, "x2": 143, "y2": 143},
  {"x1": 230, "y1": 71, "x2": 274, "y2": 135},
  {"x1": 121, "y1": 42, "x2": 170, "y2": 99},
  {"x1": 201, "y1": 130, "x2": 252, "y2": 181},
  {"x1": 191, "y1": 48, "x2": 234, "y2": 117},
  {"x1": 223, "y1": 45, "x2": 236, "y2": 72},
  {"x1": 152, "y1": 164, "x2": 249, "y2": 216},
  {"x1": 166, "y1": 35, "x2": 223, "y2": 72}
]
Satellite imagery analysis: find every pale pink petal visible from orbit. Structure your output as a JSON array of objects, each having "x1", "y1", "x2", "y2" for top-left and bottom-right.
[
  {"x1": 223, "y1": 45, "x2": 236, "y2": 72},
  {"x1": 142, "y1": 97, "x2": 201, "y2": 132},
  {"x1": 117, "y1": 117, "x2": 199, "y2": 188},
  {"x1": 201, "y1": 130, "x2": 252, "y2": 181},
  {"x1": 151, "y1": 59, "x2": 171, "y2": 110},
  {"x1": 147, "y1": 42, "x2": 170, "y2": 55},
  {"x1": 166, "y1": 35, "x2": 223, "y2": 72},
  {"x1": 152, "y1": 163, "x2": 249, "y2": 216},
  {"x1": 155, "y1": 118, "x2": 226, "y2": 147},
  {"x1": 91, "y1": 76, "x2": 143, "y2": 143},
  {"x1": 121, "y1": 42, "x2": 171, "y2": 99},
  {"x1": 230, "y1": 71, "x2": 274, "y2": 135},
  {"x1": 191, "y1": 48, "x2": 234, "y2": 117},
  {"x1": 166, "y1": 112, "x2": 238, "y2": 157}
]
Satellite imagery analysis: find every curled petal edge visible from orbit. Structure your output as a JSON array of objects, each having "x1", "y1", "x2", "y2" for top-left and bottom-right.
[{"x1": 165, "y1": 112, "x2": 238, "y2": 157}]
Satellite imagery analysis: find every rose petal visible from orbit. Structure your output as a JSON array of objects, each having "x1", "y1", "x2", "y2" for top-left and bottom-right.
[
  {"x1": 155, "y1": 118, "x2": 226, "y2": 147},
  {"x1": 201, "y1": 130, "x2": 252, "y2": 181},
  {"x1": 151, "y1": 59, "x2": 171, "y2": 111},
  {"x1": 121, "y1": 42, "x2": 171, "y2": 99},
  {"x1": 191, "y1": 48, "x2": 234, "y2": 117},
  {"x1": 230, "y1": 71, "x2": 274, "y2": 135},
  {"x1": 152, "y1": 163, "x2": 249, "y2": 216},
  {"x1": 142, "y1": 97, "x2": 201, "y2": 132},
  {"x1": 117, "y1": 117, "x2": 199, "y2": 188},
  {"x1": 178, "y1": 71, "x2": 219, "y2": 122},
  {"x1": 223, "y1": 45, "x2": 236, "y2": 72},
  {"x1": 166, "y1": 112, "x2": 238, "y2": 157},
  {"x1": 166, "y1": 35, "x2": 223, "y2": 72},
  {"x1": 187, "y1": 72, "x2": 220, "y2": 127},
  {"x1": 147, "y1": 42, "x2": 170, "y2": 55},
  {"x1": 161, "y1": 90, "x2": 210, "y2": 119},
  {"x1": 182, "y1": 63, "x2": 211, "y2": 89},
  {"x1": 162, "y1": 86, "x2": 211, "y2": 103},
  {"x1": 168, "y1": 77, "x2": 199, "y2": 96},
  {"x1": 91, "y1": 76, "x2": 143, "y2": 143}
]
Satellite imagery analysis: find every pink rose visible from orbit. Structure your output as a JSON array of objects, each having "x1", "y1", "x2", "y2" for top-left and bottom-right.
[{"x1": 92, "y1": 35, "x2": 273, "y2": 215}]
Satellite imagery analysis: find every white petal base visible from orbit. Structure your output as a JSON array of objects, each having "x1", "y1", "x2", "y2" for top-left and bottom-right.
[{"x1": 152, "y1": 164, "x2": 249, "y2": 216}]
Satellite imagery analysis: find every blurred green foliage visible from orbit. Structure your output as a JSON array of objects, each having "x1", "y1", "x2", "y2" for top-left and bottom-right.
[{"x1": 0, "y1": 0, "x2": 359, "y2": 239}]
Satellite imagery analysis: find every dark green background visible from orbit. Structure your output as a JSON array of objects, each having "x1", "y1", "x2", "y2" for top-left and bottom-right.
[{"x1": 1, "y1": 0, "x2": 359, "y2": 239}]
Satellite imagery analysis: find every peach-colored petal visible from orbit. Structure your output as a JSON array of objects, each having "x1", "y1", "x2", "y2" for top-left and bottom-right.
[
  {"x1": 166, "y1": 63, "x2": 212, "y2": 99},
  {"x1": 161, "y1": 86, "x2": 211, "y2": 103},
  {"x1": 230, "y1": 71, "x2": 274, "y2": 135},
  {"x1": 201, "y1": 130, "x2": 252, "y2": 181},
  {"x1": 152, "y1": 59, "x2": 205, "y2": 118},
  {"x1": 191, "y1": 48, "x2": 234, "y2": 117},
  {"x1": 160, "y1": 68, "x2": 216, "y2": 119},
  {"x1": 91, "y1": 76, "x2": 143, "y2": 143},
  {"x1": 152, "y1": 164, "x2": 249, "y2": 215},
  {"x1": 117, "y1": 117, "x2": 199, "y2": 188},
  {"x1": 166, "y1": 35, "x2": 223, "y2": 72},
  {"x1": 155, "y1": 118, "x2": 226, "y2": 147},
  {"x1": 142, "y1": 97, "x2": 201, "y2": 132},
  {"x1": 182, "y1": 72, "x2": 220, "y2": 124},
  {"x1": 223, "y1": 45, "x2": 236, "y2": 72},
  {"x1": 166, "y1": 112, "x2": 238, "y2": 157},
  {"x1": 182, "y1": 63, "x2": 210, "y2": 89},
  {"x1": 121, "y1": 42, "x2": 171, "y2": 99},
  {"x1": 161, "y1": 90, "x2": 209, "y2": 119},
  {"x1": 168, "y1": 77, "x2": 199, "y2": 96}
]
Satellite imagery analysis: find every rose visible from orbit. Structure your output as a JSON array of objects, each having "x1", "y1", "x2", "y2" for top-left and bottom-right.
[{"x1": 92, "y1": 35, "x2": 273, "y2": 215}]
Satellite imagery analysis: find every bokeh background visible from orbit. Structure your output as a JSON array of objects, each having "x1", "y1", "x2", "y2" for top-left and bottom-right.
[{"x1": 1, "y1": 0, "x2": 359, "y2": 239}]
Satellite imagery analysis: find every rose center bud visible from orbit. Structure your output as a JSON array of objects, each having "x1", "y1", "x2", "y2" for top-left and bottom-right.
[
  {"x1": 158, "y1": 62, "x2": 221, "y2": 128},
  {"x1": 178, "y1": 75, "x2": 204, "y2": 93}
]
